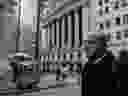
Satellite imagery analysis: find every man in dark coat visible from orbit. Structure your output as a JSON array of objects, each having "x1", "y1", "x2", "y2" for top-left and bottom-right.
[
  {"x1": 112, "y1": 49, "x2": 128, "y2": 88},
  {"x1": 81, "y1": 32, "x2": 115, "y2": 96}
]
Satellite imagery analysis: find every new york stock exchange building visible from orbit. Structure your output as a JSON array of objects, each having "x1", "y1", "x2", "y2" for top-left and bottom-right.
[{"x1": 39, "y1": 0, "x2": 94, "y2": 83}]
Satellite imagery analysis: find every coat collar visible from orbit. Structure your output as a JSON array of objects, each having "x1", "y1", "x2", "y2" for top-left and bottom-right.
[
  {"x1": 89, "y1": 49, "x2": 106, "y2": 59},
  {"x1": 93, "y1": 53, "x2": 106, "y2": 64}
]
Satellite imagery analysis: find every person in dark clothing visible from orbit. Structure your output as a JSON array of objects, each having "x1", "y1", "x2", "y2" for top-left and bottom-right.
[
  {"x1": 112, "y1": 49, "x2": 128, "y2": 91},
  {"x1": 81, "y1": 32, "x2": 115, "y2": 96},
  {"x1": 115, "y1": 49, "x2": 128, "y2": 65},
  {"x1": 112, "y1": 49, "x2": 128, "y2": 73}
]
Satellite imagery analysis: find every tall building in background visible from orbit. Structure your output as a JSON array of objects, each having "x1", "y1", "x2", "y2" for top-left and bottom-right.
[
  {"x1": 0, "y1": 0, "x2": 18, "y2": 58},
  {"x1": 94, "y1": 0, "x2": 128, "y2": 53},
  {"x1": 0, "y1": 0, "x2": 39, "y2": 56},
  {"x1": 40, "y1": 0, "x2": 88, "y2": 50},
  {"x1": 19, "y1": 0, "x2": 38, "y2": 54}
]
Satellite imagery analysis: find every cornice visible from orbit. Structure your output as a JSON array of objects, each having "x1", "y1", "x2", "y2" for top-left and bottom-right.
[{"x1": 40, "y1": 0, "x2": 88, "y2": 26}]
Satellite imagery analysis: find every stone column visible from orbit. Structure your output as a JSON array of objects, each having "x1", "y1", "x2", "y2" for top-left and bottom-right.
[
  {"x1": 40, "y1": 27, "x2": 47, "y2": 48},
  {"x1": 70, "y1": 11, "x2": 75, "y2": 48},
  {"x1": 74, "y1": 9, "x2": 80, "y2": 48},
  {"x1": 59, "y1": 18, "x2": 62, "y2": 48},
  {"x1": 82, "y1": 6, "x2": 88, "y2": 41},
  {"x1": 44, "y1": 26, "x2": 49, "y2": 48},
  {"x1": 64, "y1": 15, "x2": 68, "y2": 48},
  {"x1": 51, "y1": 22, "x2": 55, "y2": 49},
  {"x1": 48, "y1": 23, "x2": 53, "y2": 49},
  {"x1": 88, "y1": 0, "x2": 96, "y2": 33},
  {"x1": 61, "y1": 16, "x2": 66, "y2": 48},
  {"x1": 19, "y1": 0, "x2": 39, "y2": 51},
  {"x1": 56, "y1": 19, "x2": 60, "y2": 48},
  {"x1": 54, "y1": 20, "x2": 57, "y2": 47},
  {"x1": 67, "y1": 13, "x2": 72, "y2": 49},
  {"x1": 78, "y1": 6, "x2": 83, "y2": 47},
  {"x1": 47, "y1": 24, "x2": 50, "y2": 48}
]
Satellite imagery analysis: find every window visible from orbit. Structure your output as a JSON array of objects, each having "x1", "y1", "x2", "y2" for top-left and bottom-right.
[
  {"x1": 116, "y1": 31, "x2": 122, "y2": 40},
  {"x1": 107, "y1": 33, "x2": 112, "y2": 41},
  {"x1": 120, "y1": 0, "x2": 128, "y2": 8},
  {"x1": 115, "y1": 16, "x2": 121, "y2": 25},
  {"x1": 123, "y1": 14, "x2": 128, "y2": 24},
  {"x1": 104, "y1": 0, "x2": 109, "y2": 4},
  {"x1": 98, "y1": 8, "x2": 104, "y2": 16},
  {"x1": 96, "y1": 22, "x2": 104, "y2": 32},
  {"x1": 98, "y1": 0, "x2": 103, "y2": 6},
  {"x1": 111, "y1": 32, "x2": 116, "y2": 40},
  {"x1": 124, "y1": 29, "x2": 128, "y2": 38},
  {"x1": 100, "y1": 23, "x2": 104, "y2": 30},
  {"x1": 105, "y1": 6, "x2": 109, "y2": 13},
  {"x1": 105, "y1": 20, "x2": 111, "y2": 29},
  {"x1": 0, "y1": 3, "x2": 4, "y2": 9},
  {"x1": 113, "y1": 0, "x2": 120, "y2": 10}
]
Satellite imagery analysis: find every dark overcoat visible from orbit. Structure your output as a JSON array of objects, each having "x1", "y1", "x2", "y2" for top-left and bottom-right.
[{"x1": 81, "y1": 49, "x2": 115, "y2": 96}]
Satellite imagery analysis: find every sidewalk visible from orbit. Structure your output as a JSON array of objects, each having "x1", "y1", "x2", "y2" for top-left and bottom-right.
[
  {"x1": 0, "y1": 57, "x2": 80, "y2": 95},
  {"x1": 0, "y1": 71, "x2": 81, "y2": 96}
]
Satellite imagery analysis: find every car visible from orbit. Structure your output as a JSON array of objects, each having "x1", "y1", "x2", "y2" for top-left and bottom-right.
[{"x1": 8, "y1": 52, "x2": 39, "y2": 89}]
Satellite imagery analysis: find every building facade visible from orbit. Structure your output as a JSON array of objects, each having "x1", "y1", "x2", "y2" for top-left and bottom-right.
[
  {"x1": 39, "y1": 0, "x2": 128, "y2": 72},
  {"x1": 40, "y1": 0, "x2": 88, "y2": 54},
  {"x1": 39, "y1": 0, "x2": 88, "y2": 82},
  {"x1": 0, "y1": 0, "x2": 18, "y2": 58},
  {"x1": 95, "y1": 0, "x2": 128, "y2": 55}
]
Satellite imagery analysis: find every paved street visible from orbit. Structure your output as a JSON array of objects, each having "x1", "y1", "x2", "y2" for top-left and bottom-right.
[
  {"x1": 6, "y1": 73, "x2": 81, "y2": 96},
  {"x1": 0, "y1": 70, "x2": 81, "y2": 96},
  {"x1": 0, "y1": 57, "x2": 81, "y2": 96}
]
